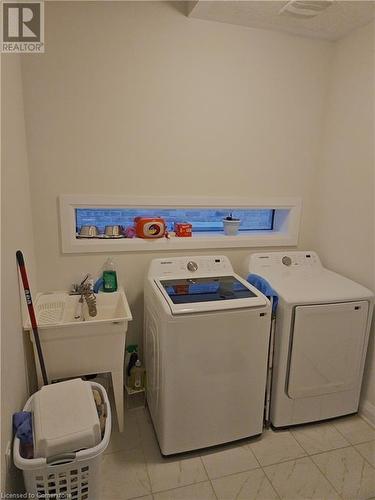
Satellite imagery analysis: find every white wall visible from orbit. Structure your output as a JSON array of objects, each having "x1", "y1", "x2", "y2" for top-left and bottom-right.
[
  {"x1": 21, "y1": 1, "x2": 331, "y2": 341},
  {"x1": 313, "y1": 21, "x2": 375, "y2": 423},
  {"x1": 1, "y1": 55, "x2": 37, "y2": 492}
]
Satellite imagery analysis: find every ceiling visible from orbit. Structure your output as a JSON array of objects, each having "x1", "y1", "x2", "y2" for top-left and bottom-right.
[{"x1": 187, "y1": 1, "x2": 375, "y2": 41}]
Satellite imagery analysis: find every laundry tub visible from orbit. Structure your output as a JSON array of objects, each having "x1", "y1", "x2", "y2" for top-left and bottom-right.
[{"x1": 24, "y1": 288, "x2": 132, "y2": 431}]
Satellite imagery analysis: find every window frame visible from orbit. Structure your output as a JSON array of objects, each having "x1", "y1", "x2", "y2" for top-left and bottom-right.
[{"x1": 59, "y1": 195, "x2": 302, "y2": 254}]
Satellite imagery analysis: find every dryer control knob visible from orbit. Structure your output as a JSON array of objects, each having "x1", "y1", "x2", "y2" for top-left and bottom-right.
[
  {"x1": 187, "y1": 261, "x2": 198, "y2": 272},
  {"x1": 282, "y1": 256, "x2": 292, "y2": 266}
]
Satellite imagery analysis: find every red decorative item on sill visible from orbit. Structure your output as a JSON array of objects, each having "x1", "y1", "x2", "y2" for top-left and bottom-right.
[
  {"x1": 174, "y1": 223, "x2": 192, "y2": 237},
  {"x1": 134, "y1": 217, "x2": 166, "y2": 239}
]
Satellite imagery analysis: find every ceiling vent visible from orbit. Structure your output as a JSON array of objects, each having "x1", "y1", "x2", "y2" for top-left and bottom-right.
[{"x1": 279, "y1": 0, "x2": 334, "y2": 18}]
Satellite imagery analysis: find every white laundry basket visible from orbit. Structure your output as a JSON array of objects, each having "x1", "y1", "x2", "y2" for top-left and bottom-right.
[{"x1": 14, "y1": 382, "x2": 111, "y2": 500}]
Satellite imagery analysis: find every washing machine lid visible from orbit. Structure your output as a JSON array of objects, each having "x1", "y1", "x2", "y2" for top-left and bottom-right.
[
  {"x1": 249, "y1": 252, "x2": 373, "y2": 304},
  {"x1": 155, "y1": 274, "x2": 268, "y2": 314}
]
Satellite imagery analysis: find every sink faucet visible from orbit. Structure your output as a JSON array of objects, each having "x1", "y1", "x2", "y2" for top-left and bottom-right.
[
  {"x1": 70, "y1": 274, "x2": 97, "y2": 318},
  {"x1": 70, "y1": 274, "x2": 90, "y2": 294}
]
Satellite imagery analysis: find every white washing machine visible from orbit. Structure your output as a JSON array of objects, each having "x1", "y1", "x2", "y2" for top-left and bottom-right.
[
  {"x1": 248, "y1": 251, "x2": 374, "y2": 428},
  {"x1": 144, "y1": 255, "x2": 271, "y2": 455}
]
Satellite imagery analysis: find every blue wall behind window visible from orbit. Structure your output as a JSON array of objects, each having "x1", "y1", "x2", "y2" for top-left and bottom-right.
[{"x1": 75, "y1": 208, "x2": 274, "y2": 233}]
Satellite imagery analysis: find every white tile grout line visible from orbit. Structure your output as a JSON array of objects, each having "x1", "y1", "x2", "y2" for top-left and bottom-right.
[
  {"x1": 198, "y1": 456, "x2": 218, "y2": 500},
  {"x1": 262, "y1": 455, "x2": 345, "y2": 500},
  {"x1": 246, "y1": 442, "x2": 262, "y2": 469},
  {"x1": 353, "y1": 440, "x2": 375, "y2": 469},
  {"x1": 307, "y1": 456, "x2": 347, "y2": 500},
  {"x1": 287, "y1": 425, "x2": 352, "y2": 458},
  {"x1": 208, "y1": 479, "x2": 219, "y2": 500},
  {"x1": 306, "y1": 455, "x2": 345, "y2": 500},
  {"x1": 127, "y1": 494, "x2": 154, "y2": 500},
  {"x1": 209, "y1": 467, "x2": 282, "y2": 500},
  {"x1": 143, "y1": 478, "x2": 212, "y2": 499},
  {"x1": 302, "y1": 443, "x2": 354, "y2": 459},
  {"x1": 358, "y1": 414, "x2": 375, "y2": 429},
  {"x1": 331, "y1": 415, "x2": 375, "y2": 445},
  {"x1": 286, "y1": 420, "x2": 372, "y2": 461},
  {"x1": 250, "y1": 463, "x2": 282, "y2": 500},
  {"x1": 296, "y1": 441, "x2": 375, "y2": 499},
  {"x1": 258, "y1": 441, "x2": 371, "y2": 500}
]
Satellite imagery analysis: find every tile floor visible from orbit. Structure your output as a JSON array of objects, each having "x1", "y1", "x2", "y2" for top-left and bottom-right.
[{"x1": 101, "y1": 406, "x2": 375, "y2": 500}]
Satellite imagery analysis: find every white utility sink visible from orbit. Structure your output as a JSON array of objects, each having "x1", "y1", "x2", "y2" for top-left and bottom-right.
[
  {"x1": 24, "y1": 287, "x2": 132, "y2": 432},
  {"x1": 30, "y1": 288, "x2": 131, "y2": 327}
]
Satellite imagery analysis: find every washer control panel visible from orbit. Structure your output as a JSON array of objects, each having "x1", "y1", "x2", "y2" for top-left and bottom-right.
[{"x1": 149, "y1": 256, "x2": 234, "y2": 278}]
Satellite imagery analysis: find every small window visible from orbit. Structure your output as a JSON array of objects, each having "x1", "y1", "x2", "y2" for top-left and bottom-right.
[
  {"x1": 75, "y1": 208, "x2": 274, "y2": 235},
  {"x1": 59, "y1": 195, "x2": 302, "y2": 253}
]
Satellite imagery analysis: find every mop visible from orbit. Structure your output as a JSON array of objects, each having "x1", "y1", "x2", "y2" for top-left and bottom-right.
[{"x1": 16, "y1": 250, "x2": 49, "y2": 386}]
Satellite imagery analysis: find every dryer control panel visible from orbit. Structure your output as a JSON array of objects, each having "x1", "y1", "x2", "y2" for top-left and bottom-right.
[
  {"x1": 249, "y1": 251, "x2": 322, "y2": 276},
  {"x1": 148, "y1": 255, "x2": 234, "y2": 278}
]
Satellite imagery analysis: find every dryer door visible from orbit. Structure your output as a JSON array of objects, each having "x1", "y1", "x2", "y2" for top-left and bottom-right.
[{"x1": 287, "y1": 301, "x2": 369, "y2": 399}]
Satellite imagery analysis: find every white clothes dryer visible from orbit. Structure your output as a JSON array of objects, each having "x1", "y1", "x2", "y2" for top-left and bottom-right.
[
  {"x1": 248, "y1": 251, "x2": 374, "y2": 428},
  {"x1": 144, "y1": 255, "x2": 271, "y2": 455}
]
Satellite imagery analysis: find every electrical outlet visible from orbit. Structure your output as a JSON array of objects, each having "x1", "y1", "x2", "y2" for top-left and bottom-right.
[{"x1": 5, "y1": 440, "x2": 11, "y2": 470}]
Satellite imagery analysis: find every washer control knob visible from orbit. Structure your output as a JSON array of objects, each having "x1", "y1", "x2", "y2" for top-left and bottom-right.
[
  {"x1": 282, "y1": 256, "x2": 292, "y2": 267},
  {"x1": 187, "y1": 261, "x2": 198, "y2": 272}
]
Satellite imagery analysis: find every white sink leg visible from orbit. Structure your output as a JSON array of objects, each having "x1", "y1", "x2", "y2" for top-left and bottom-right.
[{"x1": 111, "y1": 370, "x2": 124, "y2": 432}]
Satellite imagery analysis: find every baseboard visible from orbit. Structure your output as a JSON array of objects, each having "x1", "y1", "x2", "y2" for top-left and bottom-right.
[{"x1": 359, "y1": 399, "x2": 375, "y2": 428}]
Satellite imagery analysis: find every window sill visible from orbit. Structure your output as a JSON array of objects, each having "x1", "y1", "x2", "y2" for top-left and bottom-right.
[{"x1": 68, "y1": 230, "x2": 297, "y2": 254}]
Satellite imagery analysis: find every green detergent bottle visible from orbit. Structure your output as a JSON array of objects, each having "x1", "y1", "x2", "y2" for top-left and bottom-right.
[{"x1": 102, "y1": 257, "x2": 118, "y2": 292}]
